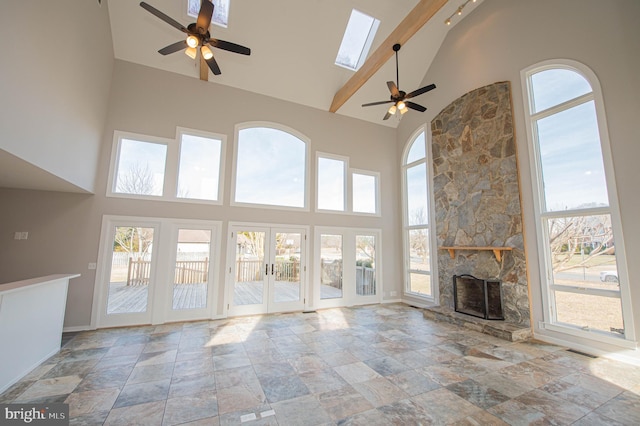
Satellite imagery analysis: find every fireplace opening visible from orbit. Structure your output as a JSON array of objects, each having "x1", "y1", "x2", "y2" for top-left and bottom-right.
[{"x1": 453, "y1": 274, "x2": 503, "y2": 320}]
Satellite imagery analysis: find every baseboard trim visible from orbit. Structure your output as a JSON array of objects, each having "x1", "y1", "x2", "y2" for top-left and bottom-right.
[{"x1": 63, "y1": 325, "x2": 94, "y2": 333}]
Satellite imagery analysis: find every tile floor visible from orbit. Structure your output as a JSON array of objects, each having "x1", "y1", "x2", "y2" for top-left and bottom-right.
[{"x1": 2, "y1": 304, "x2": 640, "y2": 425}]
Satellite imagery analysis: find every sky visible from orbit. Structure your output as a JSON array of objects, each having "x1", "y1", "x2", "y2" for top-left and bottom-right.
[
  {"x1": 177, "y1": 133, "x2": 221, "y2": 200},
  {"x1": 531, "y1": 69, "x2": 609, "y2": 211},
  {"x1": 235, "y1": 127, "x2": 306, "y2": 208}
]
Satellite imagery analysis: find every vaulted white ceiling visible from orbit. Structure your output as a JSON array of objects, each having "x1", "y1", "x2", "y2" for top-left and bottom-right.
[{"x1": 108, "y1": 0, "x2": 483, "y2": 127}]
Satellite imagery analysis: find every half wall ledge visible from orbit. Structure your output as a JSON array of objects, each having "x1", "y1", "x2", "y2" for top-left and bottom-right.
[{"x1": 422, "y1": 305, "x2": 532, "y2": 342}]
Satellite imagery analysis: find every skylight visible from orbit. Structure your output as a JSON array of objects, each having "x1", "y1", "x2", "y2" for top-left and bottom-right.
[
  {"x1": 335, "y1": 9, "x2": 380, "y2": 71},
  {"x1": 188, "y1": 0, "x2": 229, "y2": 28}
]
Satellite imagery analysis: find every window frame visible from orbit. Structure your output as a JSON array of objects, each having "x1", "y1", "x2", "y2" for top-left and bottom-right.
[
  {"x1": 107, "y1": 130, "x2": 172, "y2": 201},
  {"x1": 316, "y1": 152, "x2": 348, "y2": 213},
  {"x1": 401, "y1": 126, "x2": 438, "y2": 302},
  {"x1": 314, "y1": 153, "x2": 381, "y2": 216},
  {"x1": 521, "y1": 59, "x2": 635, "y2": 346},
  {"x1": 231, "y1": 121, "x2": 310, "y2": 212},
  {"x1": 175, "y1": 127, "x2": 226, "y2": 205},
  {"x1": 107, "y1": 129, "x2": 226, "y2": 205},
  {"x1": 351, "y1": 168, "x2": 380, "y2": 216}
]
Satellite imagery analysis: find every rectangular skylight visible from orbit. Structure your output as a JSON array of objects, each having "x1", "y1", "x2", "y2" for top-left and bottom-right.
[
  {"x1": 335, "y1": 9, "x2": 380, "y2": 71},
  {"x1": 188, "y1": 0, "x2": 229, "y2": 28}
]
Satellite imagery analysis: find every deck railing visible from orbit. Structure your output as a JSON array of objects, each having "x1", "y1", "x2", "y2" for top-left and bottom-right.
[
  {"x1": 235, "y1": 259, "x2": 301, "y2": 282},
  {"x1": 126, "y1": 258, "x2": 209, "y2": 286}
]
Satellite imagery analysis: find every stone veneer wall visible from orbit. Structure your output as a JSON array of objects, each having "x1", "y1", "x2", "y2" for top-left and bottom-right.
[{"x1": 431, "y1": 82, "x2": 530, "y2": 326}]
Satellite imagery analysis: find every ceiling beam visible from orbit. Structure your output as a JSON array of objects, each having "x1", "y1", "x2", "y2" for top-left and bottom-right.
[{"x1": 329, "y1": 0, "x2": 448, "y2": 113}]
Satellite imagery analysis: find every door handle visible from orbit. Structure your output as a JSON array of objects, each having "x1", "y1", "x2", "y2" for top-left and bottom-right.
[
  {"x1": 271, "y1": 264, "x2": 274, "y2": 275},
  {"x1": 265, "y1": 264, "x2": 268, "y2": 275}
]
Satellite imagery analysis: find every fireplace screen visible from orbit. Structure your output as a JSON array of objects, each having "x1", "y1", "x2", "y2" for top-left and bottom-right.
[{"x1": 453, "y1": 274, "x2": 503, "y2": 320}]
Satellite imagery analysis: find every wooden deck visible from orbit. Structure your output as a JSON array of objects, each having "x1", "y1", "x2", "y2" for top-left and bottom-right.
[{"x1": 107, "y1": 280, "x2": 344, "y2": 313}]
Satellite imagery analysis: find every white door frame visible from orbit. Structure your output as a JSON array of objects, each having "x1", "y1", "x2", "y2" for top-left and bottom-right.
[
  {"x1": 92, "y1": 215, "x2": 222, "y2": 328},
  {"x1": 225, "y1": 222, "x2": 309, "y2": 317},
  {"x1": 92, "y1": 216, "x2": 162, "y2": 328},
  {"x1": 163, "y1": 220, "x2": 222, "y2": 323},
  {"x1": 314, "y1": 226, "x2": 383, "y2": 310}
]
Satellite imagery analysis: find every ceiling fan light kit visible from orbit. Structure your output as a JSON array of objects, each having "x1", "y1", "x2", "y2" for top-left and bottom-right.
[
  {"x1": 139, "y1": 0, "x2": 251, "y2": 81},
  {"x1": 362, "y1": 43, "x2": 436, "y2": 121}
]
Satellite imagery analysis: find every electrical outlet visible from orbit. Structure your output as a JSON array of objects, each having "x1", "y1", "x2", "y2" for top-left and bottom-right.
[
  {"x1": 21, "y1": 232, "x2": 28, "y2": 240},
  {"x1": 14, "y1": 232, "x2": 28, "y2": 240},
  {"x1": 390, "y1": 291, "x2": 398, "y2": 297},
  {"x1": 88, "y1": 263, "x2": 97, "y2": 270}
]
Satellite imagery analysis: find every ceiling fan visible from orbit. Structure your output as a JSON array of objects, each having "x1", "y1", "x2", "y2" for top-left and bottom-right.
[
  {"x1": 139, "y1": 0, "x2": 251, "y2": 81},
  {"x1": 362, "y1": 43, "x2": 436, "y2": 120}
]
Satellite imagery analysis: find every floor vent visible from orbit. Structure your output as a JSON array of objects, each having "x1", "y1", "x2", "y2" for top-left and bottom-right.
[{"x1": 566, "y1": 349, "x2": 597, "y2": 358}]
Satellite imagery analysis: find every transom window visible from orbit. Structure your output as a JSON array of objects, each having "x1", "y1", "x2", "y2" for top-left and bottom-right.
[
  {"x1": 402, "y1": 129, "x2": 434, "y2": 299},
  {"x1": 335, "y1": 9, "x2": 380, "y2": 71},
  {"x1": 233, "y1": 124, "x2": 309, "y2": 210},
  {"x1": 523, "y1": 60, "x2": 633, "y2": 343},
  {"x1": 177, "y1": 128, "x2": 224, "y2": 202},
  {"x1": 317, "y1": 155, "x2": 346, "y2": 211},
  {"x1": 316, "y1": 153, "x2": 380, "y2": 215},
  {"x1": 108, "y1": 128, "x2": 225, "y2": 204}
]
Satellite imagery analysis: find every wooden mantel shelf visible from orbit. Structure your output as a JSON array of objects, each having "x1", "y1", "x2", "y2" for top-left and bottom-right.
[{"x1": 440, "y1": 246, "x2": 513, "y2": 262}]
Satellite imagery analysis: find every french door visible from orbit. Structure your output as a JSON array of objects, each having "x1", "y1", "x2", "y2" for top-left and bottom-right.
[
  {"x1": 227, "y1": 224, "x2": 307, "y2": 316},
  {"x1": 94, "y1": 216, "x2": 220, "y2": 328},
  {"x1": 164, "y1": 222, "x2": 218, "y2": 323},
  {"x1": 314, "y1": 227, "x2": 381, "y2": 309}
]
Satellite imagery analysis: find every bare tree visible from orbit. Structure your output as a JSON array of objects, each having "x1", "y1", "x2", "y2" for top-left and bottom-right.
[
  {"x1": 548, "y1": 215, "x2": 614, "y2": 272},
  {"x1": 116, "y1": 162, "x2": 156, "y2": 195},
  {"x1": 114, "y1": 227, "x2": 154, "y2": 260}
]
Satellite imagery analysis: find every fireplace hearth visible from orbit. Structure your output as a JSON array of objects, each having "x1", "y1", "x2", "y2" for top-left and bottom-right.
[{"x1": 453, "y1": 274, "x2": 503, "y2": 320}]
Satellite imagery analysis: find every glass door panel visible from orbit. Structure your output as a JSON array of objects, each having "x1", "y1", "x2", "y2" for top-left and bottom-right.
[
  {"x1": 233, "y1": 230, "x2": 267, "y2": 307},
  {"x1": 355, "y1": 235, "x2": 376, "y2": 297},
  {"x1": 320, "y1": 234, "x2": 343, "y2": 300},
  {"x1": 273, "y1": 232, "x2": 302, "y2": 303},
  {"x1": 107, "y1": 226, "x2": 155, "y2": 315},
  {"x1": 172, "y1": 229, "x2": 211, "y2": 311}
]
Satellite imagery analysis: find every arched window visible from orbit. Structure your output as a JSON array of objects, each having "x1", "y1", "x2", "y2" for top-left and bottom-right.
[
  {"x1": 402, "y1": 128, "x2": 435, "y2": 299},
  {"x1": 233, "y1": 123, "x2": 309, "y2": 210},
  {"x1": 522, "y1": 60, "x2": 633, "y2": 343}
]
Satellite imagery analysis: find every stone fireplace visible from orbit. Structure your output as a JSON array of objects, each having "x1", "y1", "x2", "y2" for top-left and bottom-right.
[{"x1": 430, "y1": 82, "x2": 530, "y2": 328}]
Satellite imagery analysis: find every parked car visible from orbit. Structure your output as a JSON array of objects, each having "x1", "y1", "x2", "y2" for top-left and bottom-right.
[{"x1": 599, "y1": 271, "x2": 619, "y2": 283}]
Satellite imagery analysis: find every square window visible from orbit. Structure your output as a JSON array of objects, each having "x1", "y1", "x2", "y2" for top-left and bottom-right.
[
  {"x1": 177, "y1": 132, "x2": 223, "y2": 201},
  {"x1": 352, "y1": 172, "x2": 377, "y2": 214},
  {"x1": 114, "y1": 138, "x2": 167, "y2": 196},
  {"x1": 317, "y1": 156, "x2": 345, "y2": 211}
]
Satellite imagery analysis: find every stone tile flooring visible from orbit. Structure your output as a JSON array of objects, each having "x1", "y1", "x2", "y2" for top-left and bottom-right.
[{"x1": 2, "y1": 304, "x2": 640, "y2": 425}]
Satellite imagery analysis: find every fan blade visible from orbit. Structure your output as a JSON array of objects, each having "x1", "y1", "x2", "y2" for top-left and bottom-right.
[
  {"x1": 208, "y1": 38, "x2": 251, "y2": 55},
  {"x1": 362, "y1": 100, "x2": 393, "y2": 107},
  {"x1": 387, "y1": 81, "x2": 400, "y2": 97},
  {"x1": 205, "y1": 54, "x2": 222, "y2": 76},
  {"x1": 406, "y1": 101, "x2": 427, "y2": 112},
  {"x1": 196, "y1": 0, "x2": 214, "y2": 34},
  {"x1": 140, "y1": 2, "x2": 187, "y2": 33},
  {"x1": 158, "y1": 40, "x2": 187, "y2": 55},
  {"x1": 405, "y1": 83, "x2": 436, "y2": 99},
  {"x1": 199, "y1": 55, "x2": 208, "y2": 81},
  {"x1": 383, "y1": 112, "x2": 392, "y2": 120}
]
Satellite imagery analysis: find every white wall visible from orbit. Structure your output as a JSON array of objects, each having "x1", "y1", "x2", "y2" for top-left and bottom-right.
[
  {"x1": 0, "y1": 59, "x2": 400, "y2": 328},
  {"x1": 398, "y1": 0, "x2": 640, "y2": 355},
  {"x1": 0, "y1": 0, "x2": 114, "y2": 192}
]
